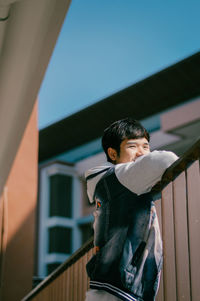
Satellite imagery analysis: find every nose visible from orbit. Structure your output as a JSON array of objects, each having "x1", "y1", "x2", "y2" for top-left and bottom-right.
[{"x1": 136, "y1": 147, "x2": 144, "y2": 157}]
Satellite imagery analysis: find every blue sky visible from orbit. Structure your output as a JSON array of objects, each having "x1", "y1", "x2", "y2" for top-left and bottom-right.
[{"x1": 39, "y1": 0, "x2": 200, "y2": 129}]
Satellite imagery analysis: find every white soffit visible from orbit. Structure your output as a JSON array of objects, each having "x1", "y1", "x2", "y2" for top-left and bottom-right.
[{"x1": 0, "y1": 0, "x2": 71, "y2": 195}]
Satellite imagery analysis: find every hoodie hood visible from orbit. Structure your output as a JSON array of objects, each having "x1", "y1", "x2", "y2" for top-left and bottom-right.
[{"x1": 85, "y1": 162, "x2": 113, "y2": 203}]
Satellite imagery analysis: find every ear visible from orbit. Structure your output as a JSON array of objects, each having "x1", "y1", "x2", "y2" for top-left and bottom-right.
[{"x1": 107, "y1": 147, "x2": 118, "y2": 162}]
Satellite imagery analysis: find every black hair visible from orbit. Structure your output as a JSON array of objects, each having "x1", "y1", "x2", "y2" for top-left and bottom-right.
[{"x1": 102, "y1": 118, "x2": 150, "y2": 162}]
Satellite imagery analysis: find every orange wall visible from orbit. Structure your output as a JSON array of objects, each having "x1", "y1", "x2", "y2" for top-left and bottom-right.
[{"x1": 0, "y1": 101, "x2": 38, "y2": 301}]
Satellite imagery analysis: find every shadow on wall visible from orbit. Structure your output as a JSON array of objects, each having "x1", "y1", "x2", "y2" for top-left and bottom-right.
[
  {"x1": 0, "y1": 205, "x2": 36, "y2": 301},
  {"x1": 0, "y1": 101, "x2": 38, "y2": 301}
]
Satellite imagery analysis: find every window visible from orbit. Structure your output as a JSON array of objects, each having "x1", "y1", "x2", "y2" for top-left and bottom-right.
[
  {"x1": 49, "y1": 174, "x2": 72, "y2": 218},
  {"x1": 49, "y1": 226, "x2": 72, "y2": 253},
  {"x1": 38, "y1": 162, "x2": 81, "y2": 277}
]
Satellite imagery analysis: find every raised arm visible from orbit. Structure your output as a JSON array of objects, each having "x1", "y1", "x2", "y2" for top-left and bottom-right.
[{"x1": 115, "y1": 150, "x2": 178, "y2": 195}]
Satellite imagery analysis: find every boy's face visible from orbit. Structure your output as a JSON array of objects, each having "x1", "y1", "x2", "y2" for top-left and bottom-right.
[{"x1": 108, "y1": 137, "x2": 150, "y2": 164}]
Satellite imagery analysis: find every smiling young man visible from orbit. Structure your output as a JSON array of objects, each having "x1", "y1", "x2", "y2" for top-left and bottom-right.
[{"x1": 85, "y1": 118, "x2": 178, "y2": 301}]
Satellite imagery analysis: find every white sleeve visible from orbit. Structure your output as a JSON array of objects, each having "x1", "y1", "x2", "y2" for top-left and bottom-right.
[{"x1": 115, "y1": 150, "x2": 178, "y2": 195}]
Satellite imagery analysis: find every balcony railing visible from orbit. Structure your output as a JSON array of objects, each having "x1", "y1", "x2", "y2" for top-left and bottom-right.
[{"x1": 22, "y1": 139, "x2": 200, "y2": 301}]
